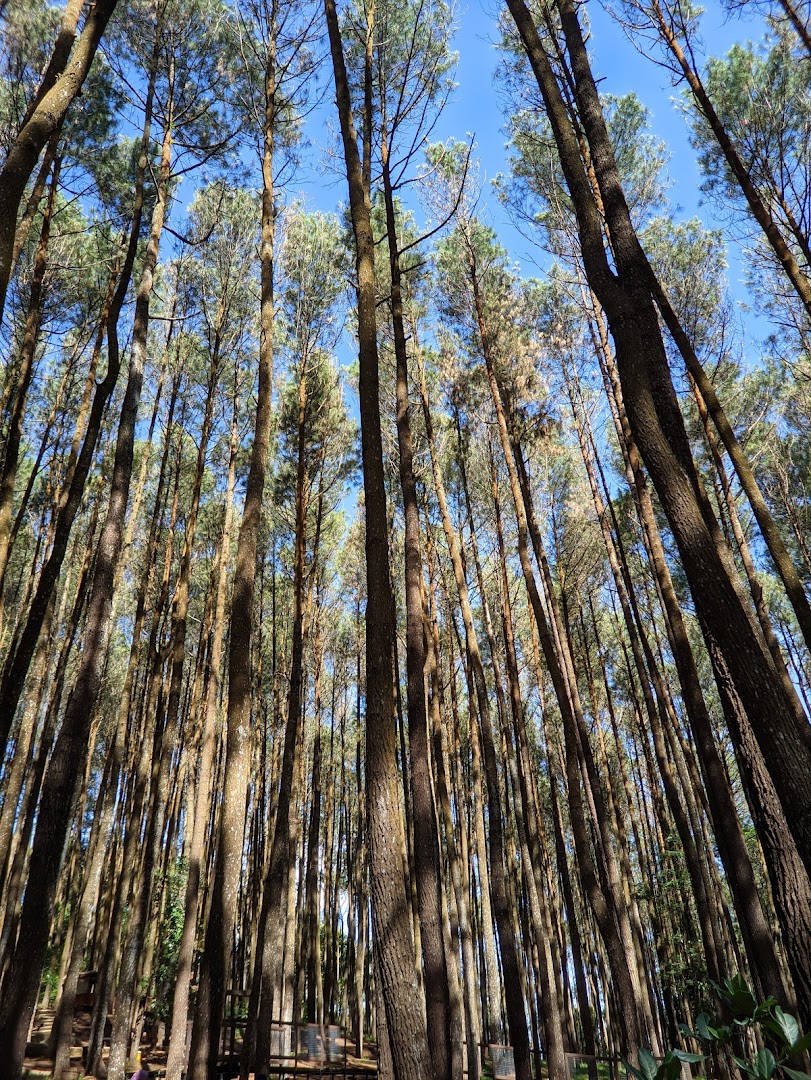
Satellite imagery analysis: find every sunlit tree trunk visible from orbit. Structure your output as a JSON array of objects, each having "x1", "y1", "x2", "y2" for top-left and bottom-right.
[
  {"x1": 506, "y1": 0, "x2": 811, "y2": 876},
  {"x1": 418, "y1": 356, "x2": 532, "y2": 1079},
  {"x1": 188, "y1": 25, "x2": 277, "y2": 1077},
  {"x1": 0, "y1": 85, "x2": 171, "y2": 1080},
  {"x1": 383, "y1": 148, "x2": 452, "y2": 1080},
  {"x1": 324, "y1": 1, "x2": 432, "y2": 1075}
]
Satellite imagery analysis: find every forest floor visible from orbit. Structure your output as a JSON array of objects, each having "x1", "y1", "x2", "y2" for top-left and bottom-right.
[
  {"x1": 23, "y1": 1008, "x2": 167, "y2": 1078},
  {"x1": 23, "y1": 1007, "x2": 381, "y2": 1079},
  {"x1": 23, "y1": 1004, "x2": 173, "y2": 1079}
]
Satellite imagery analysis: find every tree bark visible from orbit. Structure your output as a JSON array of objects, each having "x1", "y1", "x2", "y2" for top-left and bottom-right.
[
  {"x1": 165, "y1": 411, "x2": 238, "y2": 1080},
  {"x1": 0, "y1": 94, "x2": 170, "y2": 1080},
  {"x1": 0, "y1": 155, "x2": 60, "y2": 590},
  {"x1": 323, "y1": 2, "x2": 433, "y2": 1077},
  {"x1": 505, "y1": 0, "x2": 811, "y2": 874},
  {"x1": 0, "y1": 0, "x2": 119, "y2": 322},
  {"x1": 383, "y1": 149, "x2": 452, "y2": 1080},
  {"x1": 0, "y1": 55, "x2": 155, "y2": 755},
  {"x1": 644, "y1": 0, "x2": 811, "y2": 321},
  {"x1": 588, "y1": 299, "x2": 792, "y2": 1007},
  {"x1": 418, "y1": 358, "x2": 532, "y2": 1079},
  {"x1": 188, "y1": 28, "x2": 277, "y2": 1075}
]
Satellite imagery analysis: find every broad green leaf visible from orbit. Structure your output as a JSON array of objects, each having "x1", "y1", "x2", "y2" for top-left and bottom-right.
[
  {"x1": 790, "y1": 1033, "x2": 811, "y2": 1057},
  {"x1": 672, "y1": 1050, "x2": 707, "y2": 1063},
  {"x1": 735, "y1": 1056, "x2": 756, "y2": 1077},
  {"x1": 639, "y1": 1047, "x2": 659, "y2": 1080},
  {"x1": 755, "y1": 1000, "x2": 780, "y2": 1023},
  {"x1": 719, "y1": 975, "x2": 760, "y2": 1021},
  {"x1": 772, "y1": 1008, "x2": 800, "y2": 1050},
  {"x1": 624, "y1": 1060, "x2": 647, "y2": 1080},
  {"x1": 754, "y1": 1048, "x2": 776, "y2": 1080},
  {"x1": 659, "y1": 1057, "x2": 682, "y2": 1080},
  {"x1": 695, "y1": 1014, "x2": 714, "y2": 1041}
]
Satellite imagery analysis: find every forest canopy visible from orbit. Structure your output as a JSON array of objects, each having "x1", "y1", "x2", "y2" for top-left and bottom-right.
[{"x1": 0, "y1": 0, "x2": 810, "y2": 1078}]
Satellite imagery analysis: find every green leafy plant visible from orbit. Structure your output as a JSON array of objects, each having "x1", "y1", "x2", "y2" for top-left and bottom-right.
[
  {"x1": 626, "y1": 1046, "x2": 707, "y2": 1080},
  {"x1": 626, "y1": 975, "x2": 811, "y2": 1080}
]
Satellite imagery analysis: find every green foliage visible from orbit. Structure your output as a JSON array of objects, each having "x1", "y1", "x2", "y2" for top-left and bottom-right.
[
  {"x1": 342, "y1": 0, "x2": 456, "y2": 172},
  {"x1": 641, "y1": 216, "x2": 730, "y2": 362},
  {"x1": 0, "y1": 0, "x2": 61, "y2": 151},
  {"x1": 626, "y1": 1046, "x2": 707, "y2": 1080},
  {"x1": 498, "y1": 91, "x2": 668, "y2": 247},
  {"x1": 628, "y1": 976, "x2": 811, "y2": 1080},
  {"x1": 686, "y1": 30, "x2": 811, "y2": 340},
  {"x1": 689, "y1": 35, "x2": 811, "y2": 219},
  {"x1": 684, "y1": 975, "x2": 811, "y2": 1079},
  {"x1": 433, "y1": 215, "x2": 546, "y2": 427},
  {"x1": 153, "y1": 859, "x2": 188, "y2": 1021},
  {"x1": 107, "y1": 0, "x2": 240, "y2": 173}
]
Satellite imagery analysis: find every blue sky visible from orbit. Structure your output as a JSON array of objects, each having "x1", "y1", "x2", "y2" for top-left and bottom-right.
[
  {"x1": 170, "y1": 0, "x2": 768, "y2": 328},
  {"x1": 185, "y1": 0, "x2": 775, "y2": 387},
  {"x1": 425, "y1": 0, "x2": 768, "y2": 320}
]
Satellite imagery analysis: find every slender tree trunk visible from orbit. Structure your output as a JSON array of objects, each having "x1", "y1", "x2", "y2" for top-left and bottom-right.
[
  {"x1": 565, "y1": 364, "x2": 724, "y2": 988},
  {"x1": 489, "y1": 453, "x2": 568, "y2": 1080},
  {"x1": 50, "y1": 725, "x2": 124, "y2": 1079},
  {"x1": 165, "y1": 412, "x2": 238, "y2": 1080},
  {"x1": 644, "y1": 0, "x2": 811, "y2": 321},
  {"x1": 691, "y1": 377, "x2": 800, "y2": 698},
  {"x1": 425, "y1": 524, "x2": 482, "y2": 1080},
  {"x1": 0, "y1": 54, "x2": 155, "y2": 755},
  {"x1": 247, "y1": 361, "x2": 312, "y2": 1076},
  {"x1": 0, "y1": 156, "x2": 60, "y2": 588},
  {"x1": 324, "y1": 3, "x2": 432, "y2": 1076},
  {"x1": 383, "y1": 147, "x2": 452, "y2": 1080},
  {"x1": 0, "y1": 93, "x2": 171, "y2": 1080},
  {"x1": 466, "y1": 245, "x2": 646, "y2": 1057},
  {"x1": 0, "y1": 0, "x2": 118, "y2": 322},
  {"x1": 188, "y1": 31, "x2": 276, "y2": 1077},
  {"x1": 650, "y1": 279, "x2": 811, "y2": 652},
  {"x1": 587, "y1": 302, "x2": 791, "y2": 1007},
  {"x1": 306, "y1": 716, "x2": 323, "y2": 1023},
  {"x1": 109, "y1": 292, "x2": 221, "y2": 1080},
  {"x1": 418, "y1": 356, "x2": 532, "y2": 1079}
]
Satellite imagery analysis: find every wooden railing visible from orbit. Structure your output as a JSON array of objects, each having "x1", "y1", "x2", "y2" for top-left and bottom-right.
[{"x1": 218, "y1": 1017, "x2": 378, "y2": 1078}]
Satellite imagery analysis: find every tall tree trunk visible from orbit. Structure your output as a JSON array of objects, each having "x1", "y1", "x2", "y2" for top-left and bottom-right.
[
  {"x1": 50, "y1": 723, "x2": 124, "y2": 1079},
  {"x1": 489, "y1": 451, "x2": 568, "y2": 1080},
  {"x1": 0, "y1": 53, "x2": 156, "y2": 755},
  {"x1": 417, "y1": 356, "x2": 532, "y2": 1079},
  {"x1": 323, "y1": 3, "x2": 432, "y2": 1077},
  {"x1": 425, "y1": 523, "x2": 482, "y2": 1080},
  {"x1": 587, "y1": 299, "x2": 792, "y2": 1008},
  {"x1": 564, "y1": 363, "x2": 725, "y2": 988},
  {"x1": 0, "y1": 156, "x2": 60, "y2": 590},
  {"x1": 108, "y1": 292, "x2": 221, "y2": 1080},
  {"x1": 306, "y1": 714, "x2": 323, "y2": 1023},
  {"x1": 0, "y1": 90, "x2": 172, "y2": 1080},
  {"x1": 165, "y1": 411, "x2": 238, "y2": 1080},
  {"x1": 505, "y1": 0, "x2": 811, "y2": 874},
  {"x1": 247, "y1": 357, "x2": 312, "y2": 1076},
  {"x1": 188, "y1": 30, "x2": 277, "y2": 1077},
  {"x1": 643, "y1": 0, "x2": 811, "y2": 321},
  {"x1": 383, "y1": 145, "x2": 452, "y2": 1080},
  {"x1": 466, "y1": 242, "x2": 647, "y2": 1057}
]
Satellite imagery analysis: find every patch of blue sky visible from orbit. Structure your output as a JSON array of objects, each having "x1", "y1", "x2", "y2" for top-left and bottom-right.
[{"x1": 267, "y1": 0, "x2": 774, "y2": 349}]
